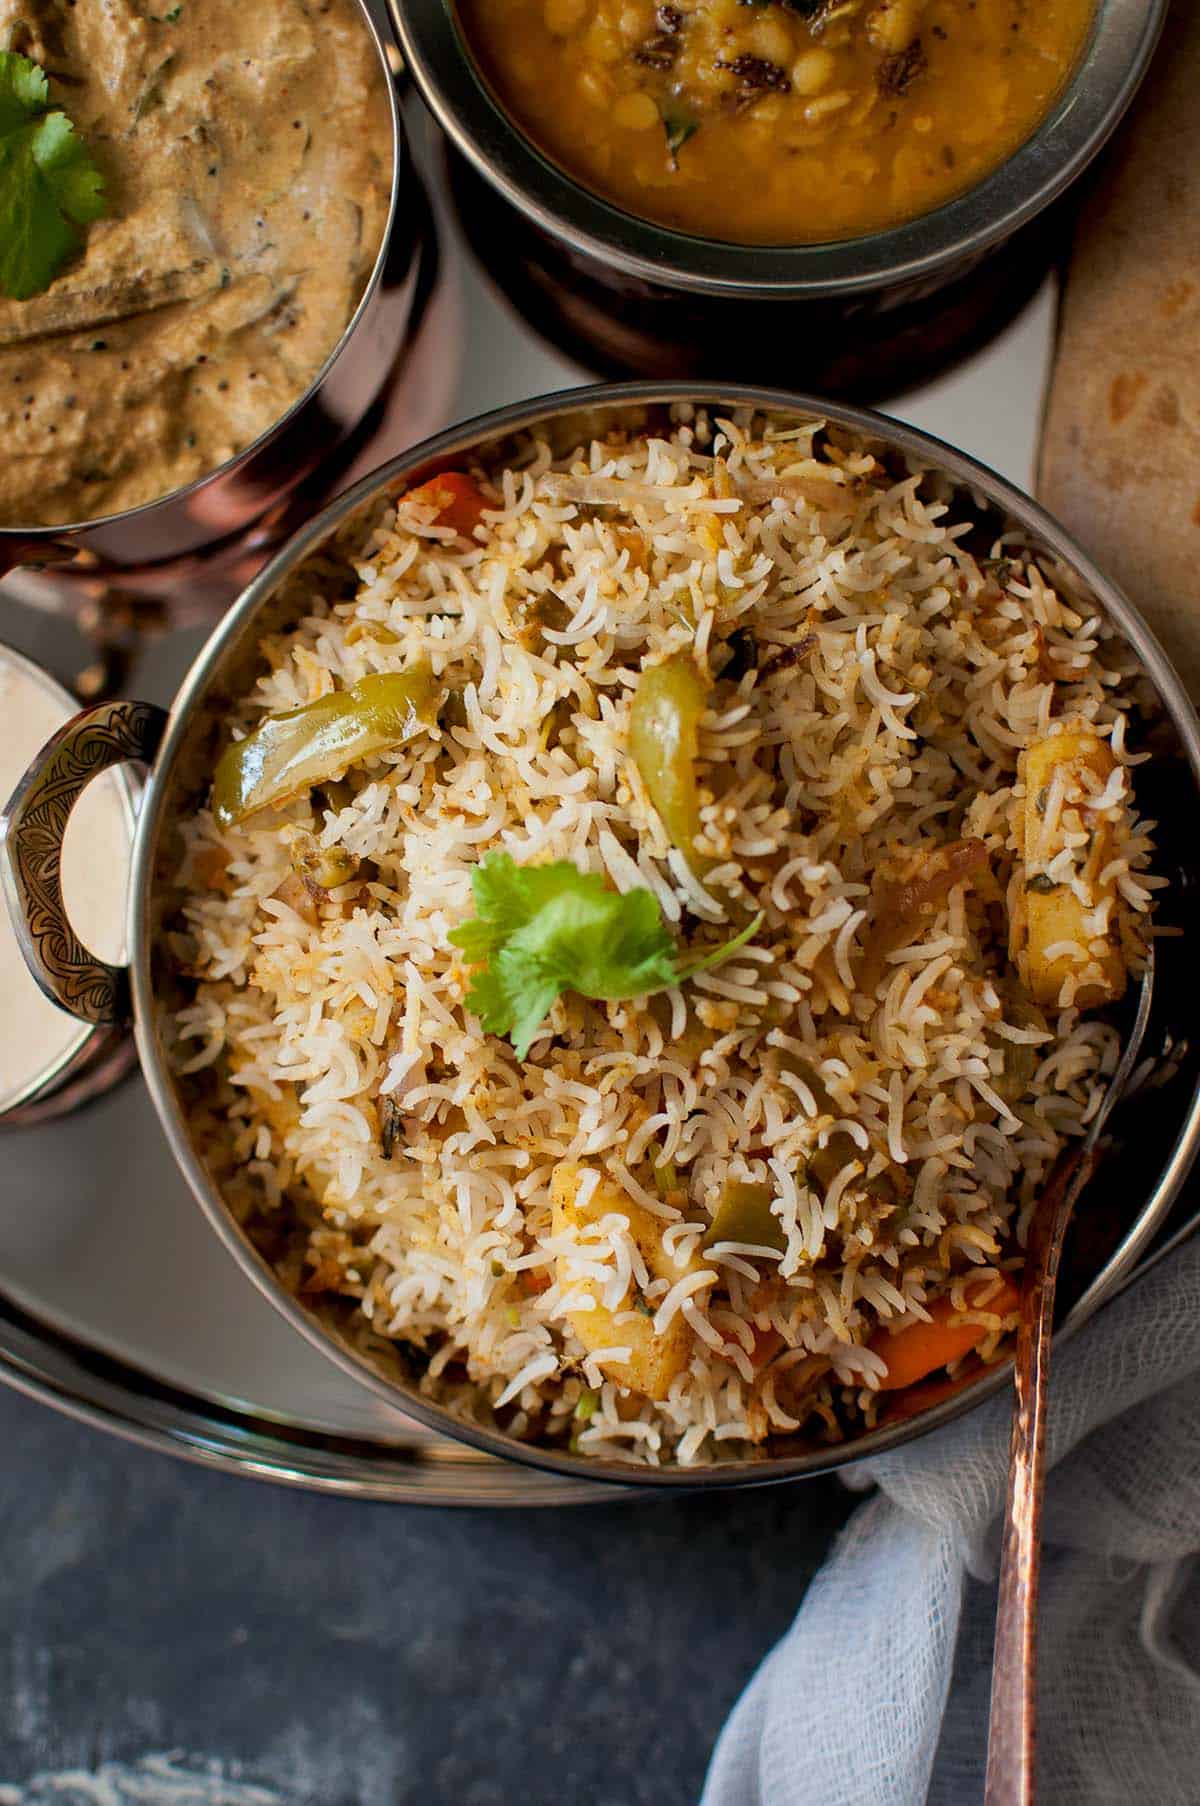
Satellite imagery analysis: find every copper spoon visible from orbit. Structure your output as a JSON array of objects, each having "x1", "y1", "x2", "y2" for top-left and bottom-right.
[{"x1": 984, "y1": 948, "x2": 1155, "y2": 1805}]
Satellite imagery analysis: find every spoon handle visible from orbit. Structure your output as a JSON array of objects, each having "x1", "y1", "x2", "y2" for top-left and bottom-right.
[{"x1": 983, "y1": 1147, "x2": 1090, "y2": 1806}]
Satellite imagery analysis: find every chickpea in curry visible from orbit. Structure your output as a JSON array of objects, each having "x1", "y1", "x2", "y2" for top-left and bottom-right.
[{"x1": 459, "y1": 0, "x2": 1094, "y2": 244}]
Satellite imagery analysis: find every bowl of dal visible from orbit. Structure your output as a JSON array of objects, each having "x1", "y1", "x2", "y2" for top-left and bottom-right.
[
  {"x1": 5, "y1": 383, "x2": 1200, "y2": 1487},
  {"x1": 389, "y1": 0, "x2": 1165, "y2": 388}
]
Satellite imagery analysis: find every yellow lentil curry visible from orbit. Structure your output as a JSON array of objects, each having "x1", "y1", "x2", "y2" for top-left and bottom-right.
[{"x1": 460, "y1": 0, "x2": 1094, "y2": 244}]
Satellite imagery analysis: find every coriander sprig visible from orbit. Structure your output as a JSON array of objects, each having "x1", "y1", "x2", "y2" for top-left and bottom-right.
[
  {"x1": 449, "y1": 852, "x2": 762, "y2": 1059},
  {"x1": 0, "y1": 52, "x2": 107, "y2": 301}
]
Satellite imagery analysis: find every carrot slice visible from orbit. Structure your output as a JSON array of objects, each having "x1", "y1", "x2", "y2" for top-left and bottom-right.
[
  {"x1": 869, "y1": 1273, "x2": 1020, "y2": 1392},
  {"x1": 879, "y1": 1360, "x2": 1005, "y2": 1425},
  {"x1": 403, "y1": 471, "x2": 488, "y2": 536},
  {"x1": 749, "y1": 1326, "x2": 784, "y2": 1370}
]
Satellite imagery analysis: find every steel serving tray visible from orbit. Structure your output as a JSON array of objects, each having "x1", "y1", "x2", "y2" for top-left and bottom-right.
[{"x1": 0, "y1": 111, "x2": 1197, "y2": 1504}]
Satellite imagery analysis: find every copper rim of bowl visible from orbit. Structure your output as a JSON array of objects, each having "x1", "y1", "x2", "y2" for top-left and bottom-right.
[
  {"x1": 1, "y1": 0, "x2": 404, "y2": 545},
  {"x1": 118, "y1": 380, "x2": 1200, "y2": 1490},
  {"x1": 389, "y1": 0, "x2": 1165, "y2": 296}
]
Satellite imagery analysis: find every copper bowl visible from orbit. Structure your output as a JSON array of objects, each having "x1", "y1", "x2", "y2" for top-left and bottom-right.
[
  {"x1": 6, "y1": 382, "x2": 1200, "y2": 1489},
  {"x1": 0, "y1": 0, "x2": 421, "y2": 598}
]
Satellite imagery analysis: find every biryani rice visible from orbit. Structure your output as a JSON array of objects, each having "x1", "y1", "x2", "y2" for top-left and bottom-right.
[{"x1": 170, "y1": 407, "x2": 1159, "y2": 1466}]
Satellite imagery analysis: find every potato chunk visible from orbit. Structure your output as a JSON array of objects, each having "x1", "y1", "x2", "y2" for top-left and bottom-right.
[
  {"x1": 1011, "y1": 724, "x2": 1127, "y2": 1009},
  {"x1": 866, "y1": 0, "x2": 922, "y2": 55},
  {"x1": 550, "y1": 1163, "x2": 703, "y2": 1401}
]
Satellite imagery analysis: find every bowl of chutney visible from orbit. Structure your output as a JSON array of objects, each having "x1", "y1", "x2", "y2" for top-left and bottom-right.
[{"x1": 0, "y1": 0, "x2": 423, "y2": 594}]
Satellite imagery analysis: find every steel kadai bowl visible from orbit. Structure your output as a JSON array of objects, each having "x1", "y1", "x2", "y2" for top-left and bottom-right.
[
  {"x1": 6, "y1": 384, "x2": 1200, "y2": 1491},
  {"x1": 0, "y1": 0, "x2": 419, "y2": 596},
  {"x1": 388, "y1": 0, "x2": 1165, "y2": 391}
]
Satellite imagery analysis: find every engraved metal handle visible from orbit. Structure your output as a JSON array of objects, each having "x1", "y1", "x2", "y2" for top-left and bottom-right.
[{"x1": 1, "y1": 700, "x2": 167, "y2": 1027}]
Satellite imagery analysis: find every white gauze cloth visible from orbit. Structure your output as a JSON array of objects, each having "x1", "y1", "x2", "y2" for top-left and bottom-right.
[{"x1": 702, "y1": 1232, "x2": 1200, "y2": 1806}]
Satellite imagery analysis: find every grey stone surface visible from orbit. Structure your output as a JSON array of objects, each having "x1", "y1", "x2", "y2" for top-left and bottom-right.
[{"x1": 0, "y1": 1385, "x2": 853, "y2": 1804}]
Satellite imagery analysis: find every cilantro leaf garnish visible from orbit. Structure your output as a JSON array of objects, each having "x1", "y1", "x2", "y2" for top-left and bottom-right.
[
  {"x1": 449, "y1": 852, "x2": 763, "y2": 1059},
  {"x1": 0, "y1": 52, "x2": 107, "y2": 301},
  {"x1": 659, "y1": 103, "x2": 699, "y2": 169}
]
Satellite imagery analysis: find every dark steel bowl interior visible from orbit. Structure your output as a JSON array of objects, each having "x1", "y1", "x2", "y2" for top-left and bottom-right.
[
  {"x1": 388, "y1": 0, "x2": 1165, "y2": 296},
  {"x1": 135, "y1": 383, "x2": 1200, "y2": 1490}
]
